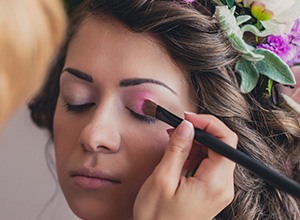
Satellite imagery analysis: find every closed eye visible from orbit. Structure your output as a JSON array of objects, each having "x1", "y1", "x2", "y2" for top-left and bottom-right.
[
  {"x1": 64, "y1": 102, "x2": 95, "y2": 113},
  {"x1": 126, "y1": 107, "x2": 156, "y2": 124}
]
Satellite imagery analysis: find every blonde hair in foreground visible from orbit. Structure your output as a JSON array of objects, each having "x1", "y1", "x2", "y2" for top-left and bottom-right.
[{"x1": 0, "y1": 0, "x2": 66, "y2": 126}]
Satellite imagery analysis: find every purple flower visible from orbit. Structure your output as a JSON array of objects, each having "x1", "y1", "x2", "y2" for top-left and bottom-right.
[
  {"x1": 258, "y1": 35, "x2": 294, "y2": 63},
  {"x1": 291, "y1": 19, "x2": 300, "y2": 45},
  {"x1": 257, "y1": 19, "x2": 300, "y2": 66},
  {"x1": 183, "y1": 0, "x2": 196, "y2": 2},
  {"x1": 291, "y1": 19, "x2": 300, "y2": 35},
  {"x1": 289, "y1": 19, "x2": 300, "y2": 65}
]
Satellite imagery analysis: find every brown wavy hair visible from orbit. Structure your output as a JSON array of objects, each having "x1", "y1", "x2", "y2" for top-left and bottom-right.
[{"x1": 29, "y1": 0, "x2": 300, "y2": 219}]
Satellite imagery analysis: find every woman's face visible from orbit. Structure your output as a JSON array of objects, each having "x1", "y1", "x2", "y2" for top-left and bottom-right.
[{"x1": 54, "y1": 16, "x2": 197, "y2": 220}]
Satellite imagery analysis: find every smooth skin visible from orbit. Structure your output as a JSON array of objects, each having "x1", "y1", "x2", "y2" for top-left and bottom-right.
[{"x1": 53, "y1": 15, "x2": 237, "y2": 220}]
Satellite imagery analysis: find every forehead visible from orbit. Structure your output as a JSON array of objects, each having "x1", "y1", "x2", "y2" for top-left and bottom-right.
[
  {"x1": 65, "y1": 15, "x2": 193, "y2": 101},
  {"x1": 68, "y1": 15, "x2": 175, "y2": 68}
]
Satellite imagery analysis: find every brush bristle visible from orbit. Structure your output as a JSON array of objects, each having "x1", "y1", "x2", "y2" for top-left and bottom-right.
[{"x1": 142, "y1": 100, "x2": 157, "y2": 117}]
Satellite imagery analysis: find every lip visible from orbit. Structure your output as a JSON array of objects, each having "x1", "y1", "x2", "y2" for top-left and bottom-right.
[{"x1": 70, "y1": 168, "x2": 121, "y2": 189}]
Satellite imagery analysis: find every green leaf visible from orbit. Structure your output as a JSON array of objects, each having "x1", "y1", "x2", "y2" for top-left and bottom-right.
[
  {"x1": 236, "y1": 15, "x2": 252, "y2": 25},
  {"x1": 241, "y1": 24, "x2": 269, "y2": 37},
  {"x1": 226, "y1": 0, "x2": 234, "y2": 8},
  {"x1": 235, "y1": 58, "x2": 260, "y2": 93},
  {"x1": 254, "y1": 49, "x2": 296, "y2": 84},
  {"x1": 267, "y1": 79, "x2": 273, "y2": 96},
  {"x1": 229, "y1": 34, "x2": 264, "y2": 62}
]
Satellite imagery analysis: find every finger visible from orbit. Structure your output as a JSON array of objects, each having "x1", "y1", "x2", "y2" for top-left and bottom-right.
[
  {"x1": 184, "y1": 113, "x2": 237, "y2": 164},
  {"x1": 166, "y1": 128, "x2": 175, "y2": 137},
  {"x1": 184, "y1": 113, "x2": 238, "y2": 148},
  {"x1": 154, "y1": 120, "x2": 194, "y2": 191},
  {"x1": 184, "y1": 113, "x2": 237, "y2": 180}
]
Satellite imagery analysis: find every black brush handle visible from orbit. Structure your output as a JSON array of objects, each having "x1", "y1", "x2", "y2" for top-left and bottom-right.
[
  {"x1": 194, "y1": 128, "x2": 300, "y2": 199},
  {"x1": 155, "y1": 105, "x2": 300, "y2": 199}
]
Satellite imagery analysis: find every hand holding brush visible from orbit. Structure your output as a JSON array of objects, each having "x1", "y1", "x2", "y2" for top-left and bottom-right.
[
  {"x1": 134, "y1": 111, "x2": 237, "y2": 219},
  {"x1": 142, "y1": 99, "x2": 300, "y2": 200}
]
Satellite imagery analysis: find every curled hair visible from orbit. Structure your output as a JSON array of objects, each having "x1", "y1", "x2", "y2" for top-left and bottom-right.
[{"x1": 29, "y1": 0, "x2": 300, "y2": 219}]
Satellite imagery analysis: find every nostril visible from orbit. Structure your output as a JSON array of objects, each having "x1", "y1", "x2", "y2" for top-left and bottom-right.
[
  {"x1": 78, "y1": 113, "x2": 121, "y2": 153},
  {"x1": 96, "y1": 145, "x2": 115, "y2": 153},
  {"x1": 80, "y1": 142, "x2": 118, "y2": 154}
]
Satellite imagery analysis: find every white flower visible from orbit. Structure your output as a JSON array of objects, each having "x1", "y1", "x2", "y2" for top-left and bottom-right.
[{"x1": 242, "y1": 0, "x2": 300, "y2": 35}]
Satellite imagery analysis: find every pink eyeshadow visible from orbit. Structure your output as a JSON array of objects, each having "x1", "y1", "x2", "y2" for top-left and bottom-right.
[
  {"x1": 133, "y1": 92, "x2": 154, "y2": 115},
  {"x1": 123, "y1": 89, "x2": 154, "y2": 115}
]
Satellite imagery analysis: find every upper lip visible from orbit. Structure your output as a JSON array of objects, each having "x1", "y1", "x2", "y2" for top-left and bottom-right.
[{"x1": 70, "y1": 167, "x2": 122, "y2": 184}]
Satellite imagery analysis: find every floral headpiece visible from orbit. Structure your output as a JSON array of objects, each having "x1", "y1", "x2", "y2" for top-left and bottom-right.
[{"x1": 184, "y1": 0, "x2": 300, "y2": 109}]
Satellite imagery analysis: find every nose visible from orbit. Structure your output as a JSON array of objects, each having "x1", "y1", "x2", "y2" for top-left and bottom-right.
[{"x1": 78, "y1": 101, "x2": 121, "y2": 154}]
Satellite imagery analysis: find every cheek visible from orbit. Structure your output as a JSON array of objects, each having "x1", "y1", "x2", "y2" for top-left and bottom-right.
[
  {"x1": 53, "y1": 102, "x2": 78, "y2": 169},
  {"x1": 125, "y1": 124, "x2": 170, "y2": 181},
  {"x1": 53, "y1": 107, "x2": 67, "y2": 169}
]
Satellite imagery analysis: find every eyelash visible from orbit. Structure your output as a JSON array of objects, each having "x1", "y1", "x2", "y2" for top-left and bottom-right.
[
  {"x1": 63, "y1": 102, "x2": 156, "y2": 123},
  {"x1": 63, "y1": 102, "x2": 95, "y2": 113},
  {"x1": 126, "y1": 107, "x2": 156, "y2": 124}
]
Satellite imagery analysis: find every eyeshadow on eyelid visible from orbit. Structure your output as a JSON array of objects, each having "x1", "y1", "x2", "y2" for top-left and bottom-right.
[
  {"x1": 60, "y1": 84, "x2": 95, "y2": 104},
  {"x1": 133, "y1": 98, "x2": 146, "y2": 115},
  {"x1": 123, "y1": 91, "x2": 154, "y2": 115}
]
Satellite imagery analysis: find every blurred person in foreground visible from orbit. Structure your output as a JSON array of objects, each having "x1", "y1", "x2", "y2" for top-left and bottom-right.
[{"x1": 0, "y1": 0, "x2": 66, "y2": 127}]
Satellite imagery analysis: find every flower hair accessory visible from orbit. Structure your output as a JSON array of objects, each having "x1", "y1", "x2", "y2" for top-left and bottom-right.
[{"x1": 184, "y1": 0, "x2": 300, "y2": 102}]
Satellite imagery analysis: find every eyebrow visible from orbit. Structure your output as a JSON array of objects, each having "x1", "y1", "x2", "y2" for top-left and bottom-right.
[
  {"x1": 62, "y1": 67, "x2": 177, "y2": 95},
  {"x1": 62, "y1": 68, "x2": 93, "y2": 83},
  {"x1": 120, "y1": 78, "x2": 177, "y2": 95}
]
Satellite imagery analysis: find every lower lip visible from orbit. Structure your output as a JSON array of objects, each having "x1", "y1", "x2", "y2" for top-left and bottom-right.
[{"x1": 73, "y1": 176, "x2": 118, "y2": 189}]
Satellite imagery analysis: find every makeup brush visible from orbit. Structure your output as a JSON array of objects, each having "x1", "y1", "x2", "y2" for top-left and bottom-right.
[{"x1": 142, "y1": 99, "x2": 300, "y2": 199}]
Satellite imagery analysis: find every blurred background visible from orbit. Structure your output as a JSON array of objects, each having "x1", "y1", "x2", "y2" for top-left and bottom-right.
[{"x1": 0, "y1": 105, "x2": 77, "y2": 220}]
